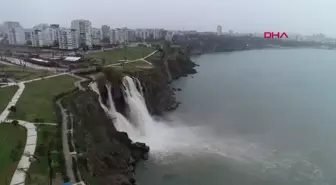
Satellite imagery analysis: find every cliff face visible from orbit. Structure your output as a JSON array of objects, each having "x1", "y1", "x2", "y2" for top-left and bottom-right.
[
  {"x1": 61, "y1": 47, "x2": 197, "y2": 185},
  {"x1": 63, "y1": 91, "x2": 149, "y2": 185}
]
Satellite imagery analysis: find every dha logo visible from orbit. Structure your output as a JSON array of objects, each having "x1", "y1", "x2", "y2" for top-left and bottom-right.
[{"x1": 264, "y1": 32, "x2": 289, "y2": 39}]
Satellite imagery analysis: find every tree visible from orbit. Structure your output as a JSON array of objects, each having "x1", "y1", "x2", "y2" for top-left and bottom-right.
[
  {"x1": 11, "y1": 120, "x2": 19, "y2": 126},
  {"x1": 9, "y1": 106, "x2": 16, "y2": 112}
]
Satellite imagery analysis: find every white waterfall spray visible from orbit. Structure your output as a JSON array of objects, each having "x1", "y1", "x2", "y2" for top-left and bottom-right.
[{"x1": 89, "y1": 82, "x2": 139, "y2": 140}]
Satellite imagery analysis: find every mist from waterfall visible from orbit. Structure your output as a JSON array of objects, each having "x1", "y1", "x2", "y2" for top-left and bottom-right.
[{"x1": 90, "y1": 76, "x2": 268, "y2": 163}]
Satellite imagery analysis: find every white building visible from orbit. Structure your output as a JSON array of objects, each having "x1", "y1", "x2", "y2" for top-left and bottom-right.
[
  {"x1": 58, "y1": 28, "x2": 78, "y2": 50},
  {"x1": 42, "y1": 28, "x2": 58, "y2": 46},
  {"x1": 31, "y1": 30, "x2": 44, "y2": 47},
  {"x1": 114, "y1": 28, "x2": 130, "y2": 44},
  {"x1": 92, "y1": 28, "x2": 101, "y2": 45},
  {"x1": 24, "y1": 29, "x2": 32, "y2": 44},
  {"x1": 101, "y1": 25, "x2": 110, "y2": 40},
  {"x1": 71, "y1": 19, "x2": 92, "y2": 48},
  {"x1": 217, "y1": 25, "x2": 222, "y2": 36},
  {"x1": 153, "y1": 29, "x2": 165, "y2": 40},
  {"x1": 127, "y1": 29, "x2": 136, "y2": 42},
  {"x1": 4, "y1": 21, "x2": 26, "y2": 45},
  {"x1": 165, "y1": 31, "x2": 175, "y2": 41},
  {"x1": 33, "y1": 23, "x2": 49, "y2": 31},
  {"x1": 4, "y1": 21, "x2": 20, "y2": 30},
  {"x1": 110, "y1": 29, "x2": 117, "y2": 44}
]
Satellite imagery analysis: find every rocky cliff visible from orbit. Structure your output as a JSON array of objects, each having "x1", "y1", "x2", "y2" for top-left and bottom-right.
[{"x1": 61, "y1": 46, "x2": 197, "y2": 185}]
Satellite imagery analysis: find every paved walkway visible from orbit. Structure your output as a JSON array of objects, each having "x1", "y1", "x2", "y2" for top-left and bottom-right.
[
  {"x1": 106, "y1": 50, "x2": 157, "y2": 67},
  {"x1": 68, "y1": 73, "x2": 87, "y2": 91},
  {"x1": 0, "y1": 72, "x2": 84, "y2": 185},
  {"x1": 0, "y1": 83, "x2": 25, "y2": 122},
  {"x1": 22, "y1": 73, "x2": 68, "y2": 84},
  {"x1": 10, "y1": 120, "x2": 37, "y2": 185},
  {"x1": 57, "y1": 100, "x2": 76, "y2": 183}
]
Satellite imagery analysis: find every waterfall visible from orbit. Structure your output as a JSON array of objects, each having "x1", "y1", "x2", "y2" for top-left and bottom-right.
[
  {"x1": 105, "y1": 83, "x2": 116, "y2": 113},
  {"x1": 121, "y1": 76, "x2": 153, "y2": 134},
  {"x1": 90, "y1": 78, "x2": 262, "y2": 162},
  {"x1": 89, "y1": 82, "x2": 138, "y2": 140},
  {"x1": 134, "y1": 78, "x2": 144, "y2": 97}
]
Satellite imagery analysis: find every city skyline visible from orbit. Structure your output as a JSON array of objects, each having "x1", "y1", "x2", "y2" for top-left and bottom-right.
[{"x1": 1, "y1": 0, "x2": 336, "y2": 36}]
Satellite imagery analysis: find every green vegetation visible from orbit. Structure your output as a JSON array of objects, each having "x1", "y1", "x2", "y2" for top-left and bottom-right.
[
  {"x1": 0, "y1": 123, "x2": 27, "y2": 185},
  {"x1": 0, "y1": 64, "x2": 54, "y2": 81},
  {"x1": 10, "y1": 75, "x2": 78, "y2": 122},
  {"x1": 0, "y1": 85, "x2": 18, "y2": 113},
  {"x1": 26, "y1": 125, "x2": 61, "y2": 185},
  {"x1": 86, "y1": 47, "x2": 155, "y2": 65},
  {"x1": 121, "y1": 60, "x2": 153, "y2": 69}
]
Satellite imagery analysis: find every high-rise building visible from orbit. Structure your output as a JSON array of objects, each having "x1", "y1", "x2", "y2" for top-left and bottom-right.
[
  {"x1": 101, "y1": 25, "x2": 110, "y2": 40},
  {"x1": 71, "y1": 19, "x2": 92, "y2": 48},
  {"x1": 110, "y1": 29, "x2": 117, "y2": 44},
  {"x1": 24, "y1": 29, "x2": 32, "y2": 44},
  {"x1": 31, "y1": 30, "x2": 44, "y2": 47},
  {"x1": 50, "y1": 24, "x2": 60, "y2": 29},
  {"x1": 153, "y1": 29, "x2": 165, "y2": 40},
  {"x1": 42, "y1": 27, "x2": 58, "y2": 46},
  {"x1": 217, "y1": 25, "x2": 222, "y2": 36},
  {"x1": 127, "y1": 29, "x2": 136, "y2": 42},
  {"x1": 165, "y1": 31, "x2": 175, "y2": 41},
  {"x1": 4, "y1": 21, "x2": 26, "y2": 45},
  {"x1": 92, "y1": 28, "x2": 101, "y2": 45},
  {"x1": 58, "y1": 28, "x2": 78, "y2": 50},
  {"x1": 33, "y1": 23, "x2": 49, "y2": 31}
]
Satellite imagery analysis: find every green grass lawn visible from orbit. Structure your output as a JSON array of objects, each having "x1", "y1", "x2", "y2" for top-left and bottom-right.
[
  {"x1": 86, "y1": 47, "x2": 155, "y2": 65},
  {"x1": 0, "y1": 123, "x2": 27, "y2": 185},
  {"x1": 0, "y1": 86, "x2": 18, "y2": 113},
  {"x1": 10, "y1": 75, "x2": 78, "y2": 122},
  {"x1": 0, "y1": 64, "x2": 54, "y2": 81},
  {"x1": 26, "y1": 125, "x2": 58, "y2": 185}
]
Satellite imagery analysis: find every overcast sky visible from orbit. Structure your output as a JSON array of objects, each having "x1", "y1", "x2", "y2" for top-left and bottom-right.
[{"x1": 0, "y1": 0, "x2": 335, "y2": 36}]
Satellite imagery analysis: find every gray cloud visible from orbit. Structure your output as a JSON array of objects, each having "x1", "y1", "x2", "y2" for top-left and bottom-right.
[{"x1": 0, "y1": 0, "x2": 335, "y2": 36}]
